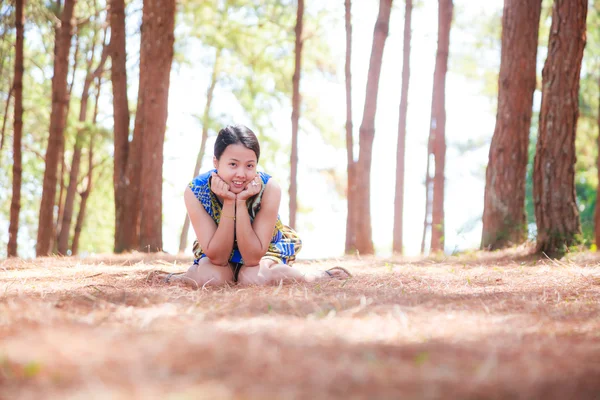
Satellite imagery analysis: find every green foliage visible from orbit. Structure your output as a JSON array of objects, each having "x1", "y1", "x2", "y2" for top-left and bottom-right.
[
  {"x1": 450, "y1": 4, "x2": 502, "y2": 102},
  {"x1": 77, "y1": 154, "x2": 115, "y2": 255},
  {"x1": 0, "y1": 0, "x2": 116, "y2": 258},
  {"x1": 177, "y1": 0, "x2": 338, "y2": 170}
]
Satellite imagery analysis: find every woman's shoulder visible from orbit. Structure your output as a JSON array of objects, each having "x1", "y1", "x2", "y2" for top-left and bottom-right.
[
  {"x1": 258, "y1": 171, "x2": 283, "y2": 184},
  {"x1": 258, "y1": 171, "x2": 281, "y2": 190},
  {"x1": 257, "y1": 171, "x2": 271, "y2": 184},
  {"x1": 190, "y1": 169, "x2": 216, "y2": 188}
]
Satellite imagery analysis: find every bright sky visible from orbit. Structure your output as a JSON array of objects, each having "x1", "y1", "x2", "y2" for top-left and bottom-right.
[{"x1": 162, "y1": 0, "x2": 504, "y2": 260}]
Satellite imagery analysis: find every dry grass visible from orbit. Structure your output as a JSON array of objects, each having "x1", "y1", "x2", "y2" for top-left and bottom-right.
[{"x1": 1, "y1": 249, "x2": 600, "y2": 399}]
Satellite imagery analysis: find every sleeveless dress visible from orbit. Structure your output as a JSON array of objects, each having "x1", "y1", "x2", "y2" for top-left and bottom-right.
[{"x1": 188, "y1": 169, "x2": 302, "y2": 267}]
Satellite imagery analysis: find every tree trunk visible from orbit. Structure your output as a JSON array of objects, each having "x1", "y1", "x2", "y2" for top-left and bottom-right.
[
  {"x1": 481, "y1": 0, "x2": 542, "y2": 250},
  {"x1": 179, "y1": 48, "x2": 221, "y2": 253},
  {"x1": 57, "y1": 28, "x2": 108, "y2": 255},
  {"x1": 54, "y1": 34, "x2": 80, "y2": 251},
  {"x1": 121, "y1": 92, "x2": 143, "y2": 252},
  {"x1": 110, "y1": 0, "x2": 132, "y2": 253},
  {"x1": 7, "y1": 0, "x2": 25, "y2": 258},
  {"x1": 393, "y1": 0, "x2": 412, "y2": 255},
  {"x1": 36, "y1": 0, "x2": 76, "y2": 257},
  {"x1": 137, "y1": 0, "x2": 176, "y2": 252},
  {"x1": 427, "y1": 0, "x2": 452, "y2": 254},
  {"x1": 289, "y1": 0, "x2": 304, "y2": 230},
  {"x1": 355, "y1": 0, "x2": 393, "y2": 255},
  {"x1": 72, "y1": 77, "x2": 102, "y2": 255},
  {"x1": 344, "y1": 0, "x2": 356, "y2": 254},
  {"x1": 533, "y1": 0, "x2": 586, "y2": 256}
]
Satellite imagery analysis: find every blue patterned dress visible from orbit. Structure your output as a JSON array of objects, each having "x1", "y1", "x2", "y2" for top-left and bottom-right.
[{"x1": 188, "y1": 169, "x2": 302, "y2": 266}]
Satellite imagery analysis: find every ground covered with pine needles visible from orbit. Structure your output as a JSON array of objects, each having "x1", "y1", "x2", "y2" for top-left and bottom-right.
[{"x1": 1, "y1": 248, "x2": 600, "y2": 399}]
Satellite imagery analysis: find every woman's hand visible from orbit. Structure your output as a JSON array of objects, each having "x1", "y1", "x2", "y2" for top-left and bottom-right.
[
  {"x1": 210, "y1": 172, "x2": 236, "y2": 201},
  {"x1": 237, "y1": 175, "x2": 262, "y2": 201}
]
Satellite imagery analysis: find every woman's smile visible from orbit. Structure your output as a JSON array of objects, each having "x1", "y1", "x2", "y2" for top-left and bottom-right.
[{"x1": 231, "y1": 180, "x2": 246, "y2": 190}]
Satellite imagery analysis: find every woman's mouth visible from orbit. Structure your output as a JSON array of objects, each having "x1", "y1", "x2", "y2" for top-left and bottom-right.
[{"x1": 231, "y1": 180, "x2": 245, "y2": 189}]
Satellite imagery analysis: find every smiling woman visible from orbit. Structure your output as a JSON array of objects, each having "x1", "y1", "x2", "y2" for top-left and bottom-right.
[{"x1": 165, "y1": 125, "x2": 351, "y2": 287}]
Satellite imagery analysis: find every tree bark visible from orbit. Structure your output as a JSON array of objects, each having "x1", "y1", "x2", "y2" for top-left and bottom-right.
[
  {"x1": 289, "y1": 0, "x2": 304, "y2": 230},
  {"x1": 137, "y1": 0, "x2": 176, "y2": 252},
  {"x1": 355, "y1": 0, "x2": 393, "y2": 255},
  {"x1": 393, "y1": 0, "x2": 412, "y2": 255},
  {"x1": 533, "y1": 0, "x2": 587, "y2": 256},
  {"x1": 427, "y1": 0, "x2": 452, "y2": 254},
  {"x1": 179, "y1": 48, "x2": 221, "y2": 253},
  {"x1": 54, "y1": 33, "x2": 81, "y2": 250},
  {"x1": 36, "y1": 0, "x2": 76, "y2": 257},
  {"x1": 344, "y1": 0, "x2": 356, "y2": 254},
  {"x1": 7, "y1": 0, "x2": 25, "y2": 257},
  {"x1": 481, "y1": 0, "x2": 542, "y2": 250},
  {"x1": 110, "y1": 0, "x2": 132, "y2": 253}
]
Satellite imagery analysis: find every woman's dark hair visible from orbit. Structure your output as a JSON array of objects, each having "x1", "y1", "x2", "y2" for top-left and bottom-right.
[{"x1": 214, "y1": 125, "x2": 260, "y2": 162}]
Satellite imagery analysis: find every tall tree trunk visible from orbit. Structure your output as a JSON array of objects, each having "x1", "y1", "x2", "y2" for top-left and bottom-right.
[
  {"x1": 179, "y1": 48, "x2": 221, "y2": 253},
  {"x1": 344, "y1": 0, "x2": 356, "y2": 254},
  {"x1": 57, "y1": 27, "x2": 108, "y2": 255},
  {"x1": 393, "y1": 0, "x2": 412, "y2": 255},
  {"x1": 481, "y1": 0, "x2": 542, "y2": 250},
  {"x1": 137, "y1": 0, "x2": 176, "y2": 252},
  {"x1": 289, "y1": 0, "x2": 304, "y2": 230},
  {"x1": 36, "y1": 0, "x2": 76, "y2": 257},
  {"x1": 533, "y1": 0, "x2": 586, "y2": 256},
  {"x1": 110, "y1": 0, "x2": 132, "y2": 253},
  {"x1": 55, "y1": 33, "x2": 81, "y2": 250},
  {"x1": 355, "y1": 0, "x2": 393, "y2": 255},
  {"x1": 121, "y1": 89, "x2": 144, "y2": 251},
  {"x1": 7, "y1": 0, "x2": 25, "y2": 257},
  {"x1": 427, "y1": 0, "x2": 452, "y2": 254},
  {"x1": 72, "y1": 141, "x2": 93, "y2": 256},
  {"x1": 72, "y1": 77, "x2": 102, "y2": 255}
]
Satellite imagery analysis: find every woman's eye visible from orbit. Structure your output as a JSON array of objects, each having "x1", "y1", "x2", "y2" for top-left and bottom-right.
[
  {"x1": 229, "y1": 163, "x2": 236, "y2": 167},
  {"x1": 247, "y1": 164, "x2": 255, "y2": 169}
]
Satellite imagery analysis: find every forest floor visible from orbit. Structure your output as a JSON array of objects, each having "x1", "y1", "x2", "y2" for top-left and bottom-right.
[{"x1": 1, "y1": 247, "x2": 600, "y2": 399}]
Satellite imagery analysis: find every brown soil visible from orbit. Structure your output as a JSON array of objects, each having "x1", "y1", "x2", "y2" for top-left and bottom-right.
[{"x1": 1, "y1": 249, "x2": 600, "y2": 399}]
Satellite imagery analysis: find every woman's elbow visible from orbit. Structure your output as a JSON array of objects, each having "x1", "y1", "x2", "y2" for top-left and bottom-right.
[
  {"x1": 203, "y1": 251, "x2": 229, "y2": 267},
  {"x1": 244, "y1": 250, "x2": 268, "y2": 267}
]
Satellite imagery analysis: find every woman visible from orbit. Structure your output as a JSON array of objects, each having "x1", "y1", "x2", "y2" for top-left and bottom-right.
[{"x1": 168, "y1": 124, "x2": 350, "y2": 287}]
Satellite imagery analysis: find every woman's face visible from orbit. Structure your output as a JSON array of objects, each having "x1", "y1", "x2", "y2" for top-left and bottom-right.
[{"x1": 213, "y1": 144, "x2": 258, "y2": 194}]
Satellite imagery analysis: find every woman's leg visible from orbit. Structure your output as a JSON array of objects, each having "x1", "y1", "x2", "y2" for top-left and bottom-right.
[
  {"x1": 172, "y1": 257, "x2": 234, "y2": 287},
  {"x1": 237, "y1": 259, "x2": 335, "y2": 285}
]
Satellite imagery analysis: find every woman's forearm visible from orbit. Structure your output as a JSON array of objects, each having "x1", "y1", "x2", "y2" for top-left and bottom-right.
[
  {"x1": 203, "y1": 200, "x2": 236, "y2": 265},
  {"x1": 235, "y1": 201, "x2": 266, "y2": 265}
]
